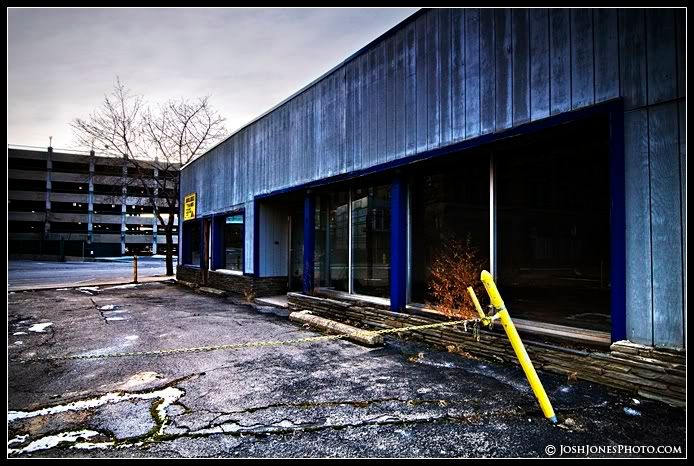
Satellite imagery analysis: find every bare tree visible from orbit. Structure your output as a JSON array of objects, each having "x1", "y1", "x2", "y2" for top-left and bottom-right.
[{"x1": 72, "y1": 78, "x2": 226, "y2": 275}]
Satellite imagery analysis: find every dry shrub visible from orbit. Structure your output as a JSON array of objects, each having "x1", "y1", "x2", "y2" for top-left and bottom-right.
[
  {"x1": 428, "y1": 233, "x2": 486, "y2": 320},
  {"x1": 242, "y1": 283, "x2": 256, "y2": 303}
]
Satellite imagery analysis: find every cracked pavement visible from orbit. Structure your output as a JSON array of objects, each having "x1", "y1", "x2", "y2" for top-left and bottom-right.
[{"x1": 7, "y1": 283, "x2": 686, "y2": 458}]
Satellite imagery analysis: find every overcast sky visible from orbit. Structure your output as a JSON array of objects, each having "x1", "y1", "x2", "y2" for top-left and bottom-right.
[{"x1": 8, "y1": 7, "x2": 418, "y2": 150}]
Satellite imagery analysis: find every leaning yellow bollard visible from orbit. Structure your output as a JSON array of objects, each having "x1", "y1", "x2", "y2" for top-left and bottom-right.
[
  {"x1": 480, "y1": 270, "x2": 558, "y2": 424},
  {"x1": 467, "y1": 286, "x2": 487, "y2": 320}
]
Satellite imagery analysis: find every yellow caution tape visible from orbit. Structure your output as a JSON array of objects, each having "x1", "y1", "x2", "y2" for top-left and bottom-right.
[{"x1": 17, "y1": 317, "x2": 480, "y2": 363}]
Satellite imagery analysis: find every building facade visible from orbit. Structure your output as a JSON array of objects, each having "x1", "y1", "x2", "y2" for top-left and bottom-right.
[
  {"x1": 177, "y1": 9, "x2": 685, "y2": 405},
  {"x1": 8, "y1": 146, "x2": 179, "y2": 259}
]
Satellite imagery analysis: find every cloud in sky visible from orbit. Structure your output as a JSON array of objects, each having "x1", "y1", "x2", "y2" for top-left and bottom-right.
[{"x1": 8, "y1": 7, "x2": 418, "y2": 150}]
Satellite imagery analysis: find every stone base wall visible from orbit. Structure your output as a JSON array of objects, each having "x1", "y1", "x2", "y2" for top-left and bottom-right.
[
  {"x1": 176, "y1": 265, "x2": 202, "y2": 284},
  {"x1": 176, "y1": 265, "x2": 287, "y2": 298},
  {"x1": 287, "y1": 292, "x2": 685, "y2": 408}
]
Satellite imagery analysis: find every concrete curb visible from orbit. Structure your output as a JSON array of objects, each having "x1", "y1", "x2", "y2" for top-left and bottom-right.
[{"x1": 8, "y1": 276, "x2": 176, "y2": 293}]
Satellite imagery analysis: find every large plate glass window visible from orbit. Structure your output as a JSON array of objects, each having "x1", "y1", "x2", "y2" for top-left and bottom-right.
[
  {"x1": 188, "y1": 221, "x2": 201, "y2": 266},
  {"x1": 409, "y1": 152, "x2": 490, "y2": 304},
  {"x1": 315, "y1": 190, "x2": 349, "y2": 291},
  {"x1": 496, "y1": 116, "x2": 611, "y2": 332},
  {"x1": 351, "y1": 184, "x2": 391, "y2": 298},
  {"x1": 223, "y1": 214, "x2": 244, "y2": 272}
]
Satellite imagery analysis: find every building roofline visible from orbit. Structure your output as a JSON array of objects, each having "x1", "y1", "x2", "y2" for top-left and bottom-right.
[{"x1": 181, "y1": 7, "x2": 426, "y2": 172}]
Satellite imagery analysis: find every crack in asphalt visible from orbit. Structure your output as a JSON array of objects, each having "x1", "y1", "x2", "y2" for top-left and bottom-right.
[
  {"x1": 90, "y1": 298, "x2": 110, "y2": 325},
  {"x1": 9, "y1": 391, "x2": 616, "y2": 457}
]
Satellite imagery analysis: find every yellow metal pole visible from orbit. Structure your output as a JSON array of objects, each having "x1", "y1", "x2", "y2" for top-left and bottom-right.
[
  {"x1": 480, "y1": 270, "x2": 558, "y2": 424},
  {"x1": 466, "y1": 286, "x2": 487, "y2": 320}
]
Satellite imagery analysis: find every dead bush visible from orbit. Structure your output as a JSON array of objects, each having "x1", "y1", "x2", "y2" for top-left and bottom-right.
[
  {"x1": 428, "y1": 233, "x2": 487, "y2": 320},
  {"x1": 242, "y1": 283, "x2": 256, "y2": 303}
]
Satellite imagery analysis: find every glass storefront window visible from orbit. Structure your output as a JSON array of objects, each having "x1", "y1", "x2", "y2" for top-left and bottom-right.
[
  {"x1": 223, "y1": 214, "x2": 244, "y2": 272},
  {"x1": 496, "y1": 116, "x2": 610, "y2": 332},
  {"x1": 315, "y1": 190, "x2": 349, "y2": 291},
  {"x1": 315, "y1": 197, "x2": 326, "y2": 288},
  {"x1": 188, "y1": 221, "x2": 201, "y2": 266},
  {"x1": 352, "y1": 184, "x2": 391, "y2": 298},
  {"x1": 410, "y1": 153, "x2": 490, "y2": 304}
]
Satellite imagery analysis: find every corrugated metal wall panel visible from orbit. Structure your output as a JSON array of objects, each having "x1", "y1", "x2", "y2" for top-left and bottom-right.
[
  {"x1": 570, "y1": 8, "x2": 595, "y2": 110},
  {"x1": 451, "y1": 8, "x2": 465, "y2": 141},
  {"x1": 479, "y1": 9, "x2": 495, "y2": 135},
  {"x1": 529, "y1": 8, "x2": 549, "y2": 121},
  {"x1": 465, "y1": 8, "x2": 480, "y2": 139},
  {"x1": 512, "y1": 8, "x2": 530, "y2": 126},
  {"x1": 549, "y1": 8, "x2": 571, "y2": 115},
  {"x1": 494, "y1": 8, "x2": 512, "y2": 130},
  {"x1": 649, "y1": 102, "x2": 684, "y2": 348}
]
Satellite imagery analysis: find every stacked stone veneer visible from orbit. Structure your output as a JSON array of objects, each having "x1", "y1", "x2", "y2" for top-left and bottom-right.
[
  {"x1": 177, "y1": 265, "x2": 287, "y2": 298},
  {"x1": 287, "y1": 292, "x2": 685, "y2": 408}
]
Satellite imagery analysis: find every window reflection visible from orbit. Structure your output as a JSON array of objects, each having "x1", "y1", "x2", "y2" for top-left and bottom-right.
[
  {"x1": 410, "y1": 154, "x2": 490, "y2": 304},
  {"x1": 496, "y1": 116, "x2": 611, "y2": 331},
  {"x1": 223, "y1": 214, "x2": 244, "y2": 272},
  {"x1": 352, "y1": 184, "x2": 391, "y2": 298},
  {"x1": 315, "y1": 190, "x2": 349, "y2": 291},
  {"x1": 189, "y1": 221, "x2": 201, "y2": 266}
]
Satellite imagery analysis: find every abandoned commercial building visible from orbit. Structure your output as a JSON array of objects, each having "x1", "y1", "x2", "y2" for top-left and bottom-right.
[
  {"x1": 8, "y1": 146, "x2": 179, "y2": 258},
  {"x1": 177, "y1": 9, "x2": 686, "y2": 406}
]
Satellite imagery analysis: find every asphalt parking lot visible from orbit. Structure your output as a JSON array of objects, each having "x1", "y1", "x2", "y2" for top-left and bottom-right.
[{"x1": 7, "y1": 283, "x2": 686, "y2": 458}]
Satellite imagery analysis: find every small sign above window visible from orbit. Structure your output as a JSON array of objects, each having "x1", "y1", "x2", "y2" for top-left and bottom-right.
[
  {"x1": 226, "y1": 214, "x2": 243, "y2": 224},
  {"x1": 183, "y1": 193, "x2": 196, "y2": 221}
]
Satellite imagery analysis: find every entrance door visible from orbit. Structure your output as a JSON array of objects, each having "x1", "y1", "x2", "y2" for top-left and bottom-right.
[
  {"x1": 288, "y1": 205, "x2": 304, "y2": 291},
  {"x1": 202, "y1": 218, "x2": 211, "y2": 285}
]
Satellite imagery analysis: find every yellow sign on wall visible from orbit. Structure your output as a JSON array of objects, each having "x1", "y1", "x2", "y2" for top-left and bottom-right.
[{"x1": 183, "y1": 193, "x2": 196, "y2": 221}]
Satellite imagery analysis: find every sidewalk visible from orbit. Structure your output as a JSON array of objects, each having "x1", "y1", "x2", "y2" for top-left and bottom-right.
[{"x1": 8, "y1": 275, "x2": 175, "y2": 293}]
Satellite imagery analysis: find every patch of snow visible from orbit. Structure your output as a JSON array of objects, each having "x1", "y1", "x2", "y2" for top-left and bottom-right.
[
  {"x1": 623, "y1": 407, "x2": 641, "y2": 416},
  {"x1": 632, "y1": 398, "x2": 641, "y2": 405},
  {"x1": 102, "y1": 283, "x2": 141, "y2": 290},
  {"x1": 98, "y1": 305, "x2": 116, "y2": 311},
  {"x1": 125, "y1": 335, "x2": 139, "y2": 341},
  {"x1": 56, "y1": 288, "x2": 69, "y2": 291},
  {"x1": 13, "y1": 341, "x2": 23, "y2": 346},
  {"x1": 8, "y1": 386, "x2": 184, "y2": 422},
  {"x1": 28, "y1": 322, "x2": 53, "y2": 333},
  {"x1": 78, "y1": 287, "x2": 100, "y2": 292},
  {"x1": 13, "y1": 332, "x2": 27, "y2": 335},
  {"x1": 71, "y1": 441, "x2": 115, "y2": 450},
  {"x1": 105, "y1": 317, "x2": 127, "y2": 321},
  {"x1": 7, "y1": 430, "x2": 112, "y2": 455},
  {"x1": 273, "y1": 419, "x2": 296, "y2": 428},
  {"x1": 559, "y1": 386, "x2": 572, "y2": 393},
  {"x1": 7, "y1": 434, "x2": 28, "y2": 445}
]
